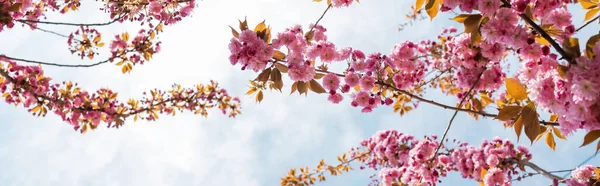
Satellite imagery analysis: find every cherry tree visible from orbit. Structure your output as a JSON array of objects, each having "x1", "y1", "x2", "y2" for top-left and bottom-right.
[
  {"x1": 0, "y1": 0, "x2": 241, "y2": 133},
  {"x1": 225, "y1": 0, "x2": 600, "y2": 185},
  {"x1": 2, "y1": 0, "x2": 600, "y2": 185}
]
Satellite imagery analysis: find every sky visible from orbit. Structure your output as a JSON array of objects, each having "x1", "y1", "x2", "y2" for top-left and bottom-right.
[{"x1": 0, "y1": 0, "x2": 598, "y2": 186}]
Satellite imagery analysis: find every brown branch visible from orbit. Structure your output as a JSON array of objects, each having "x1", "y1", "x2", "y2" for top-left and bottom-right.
[
  {"x1": 307, "y1": 62, "x2": 559, "y2": 126},
  {"x1": 308, "y1": 4, "x2": 332, "y2": 34},
  {"x1": 16, "y1": 16, "x2": 123, "y2": 27},
  {"x1": 518, "y1": 160, "x2": 565, "y2": 181},
  {"x1": 429, "y1": 67, "x2": 486, "y2": 167},
  {"x1": 21, "y1": 22, "x2": 74, "y2": 40},
  {"x1": 500, "y1": 0, "x2": 573, "y2": 64},
  {"x1": 416, "y1": 67, "x2": 452, "y2": 89},
  {"x1": 1, "y1": 54, "x2": 114, "y2": 68},
  {"x1": 577, "y1": 15, "x2": 600, "y2": 32}
]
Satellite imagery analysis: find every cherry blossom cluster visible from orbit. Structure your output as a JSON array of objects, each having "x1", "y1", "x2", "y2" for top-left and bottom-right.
[
  {"x1": 109, "y1": 27, "x2": 163, "y2": 73},
  {"x1": 565, "y1": 165, "x2": 598, "y2": 186},
  {"x1": 356, "y1": 130, "x2": 532, "y2": 186},
  {"x1": 1, "y1": 1, "x2": 197, "y2": 73},
  {"x1": 230, "y1": 0, "x2": 600, "y2": 137},
  {"x1": 67, "y1": 26, "x2": 104, "y2": 60},
  {"x1": 515, "y1": 49, "x2": 600, "y2": 136},
  {"x1": 229, "y1": 23, "x2": 442, "y2": 113},
  {"x1": 0, "y1": 57, "x2": 241, "y2": 133}
]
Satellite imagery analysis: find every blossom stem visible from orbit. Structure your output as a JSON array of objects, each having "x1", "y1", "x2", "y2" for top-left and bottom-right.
[
  {"x1": 308, "y1": 4, "x2": 332, "y2": 35},
  {"x1": 302, "y1": 62, "x2": 560, "y2": 126},
  {"x1": 518, "y1": 159, "x2": 566, "y2": 181},
  {"x1": 16, "y1": 16, "x2": 123, "y2": 27},
  {"x1": 429, "y1": 66, "x2": 486, "y2": 166}
]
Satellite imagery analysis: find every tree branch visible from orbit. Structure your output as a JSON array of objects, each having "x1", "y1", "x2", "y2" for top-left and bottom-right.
[
  {"x1": 577, "y1": 15, "x2": 600, "y2": 32},
  {"x1": 518, "y1": 160, "x2": 566, "y2": 181},
  {"x1": 16, "y1": 16, "x2": 123, "y2": 27},
  {"x1": 307, "y1": 63, "x2": 559, "y2": 126},
  {"x1": 429, "y1": 66, "x2": 486, "y2": 165},
  {"x1": 1, "y1": 55, "x2": 111, "y2": 68},
  {"x1": 500, "y1": 0, "x2": 573, "y2": 64},
  {"x1": 308, "y1": 4, "x2": 332, "y2": 34}
]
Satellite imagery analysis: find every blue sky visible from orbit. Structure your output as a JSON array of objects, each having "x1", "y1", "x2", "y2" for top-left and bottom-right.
[{"x1": 0, "y1": 0, "x2": 597, "y2": 186}]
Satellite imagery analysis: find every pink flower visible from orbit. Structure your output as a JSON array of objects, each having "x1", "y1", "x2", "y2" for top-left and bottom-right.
[
  {"x1": 360, "y1": 76, "x2": 375, "y2": 91},
  {"x1": 331, "y1": 0, "x2": 353, "y2": 7},
  {"x1": 354, "y1": 91, "x2": 370, "y2": 107},
  {"x1": 483, "y1": 168, "x2": 506, "y2": 186},
  {"x1": 149, "y1": 1, "x2": 163, "y2": 15},
  {"x1": 328, "y1": 93, "x2": 343, "y2": 104},
  {"x1": 572, "y1": 165, "x2": 595, "y2": 180},
  {"x1": 322, "y1": 73, "x2": 340, "y2": 91},
  {"x1": 345, "y1": 73, "x2": 360, "y2": 87}
]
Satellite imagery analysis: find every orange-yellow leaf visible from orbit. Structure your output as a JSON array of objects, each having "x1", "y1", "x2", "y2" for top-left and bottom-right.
[
  {"x1": 581, "y1": 130, "x2": 600, "y2": 147},
  {"x1": 230, "y1": 26, "x2": 239, "y2": 38},
  {"x1": 522, "y1": 104, "x2": 541, "y2": 144},
  {"x1": 464, "y1": 14, "x2": 483, "y2": 33},
  {"x1": 505, "y1": 78, "x2": 528, "y2": 101},
  {"x1": 275, "y1": 63, "x2": 289, "y2": 73},
  {"x1": 546, "y1": 132, "x2": 556, "y2": 151},
  {"x1": 552, "y1": 127, "x2": 567, "y2": 140},
  {"x1": 8, "y1": 3, "x2": 22, "y2": 12},
  {"x1": 549, "y1": 113, "x2": 559, "y2": 122},
  {"x1": 309, "y1": 79, "x2": 326, "y2": 94},
  {"x1": 96, "y1": 42, "x2": 105, "y2": 47},
  {"x1": 581, "y1": 0, "x2": 599, "y2": 9},
  {"x1": 586, "y1": 34, "x2": 600, "y2": 58},
  {"x1": 495, "y1": 106, "x2": 522, "y2": 121},
  {"x1": 273, "y1": 50, "x2": 286, "y2": 61},
  {"x1": 256, "y1": 90, "x2": 264, "y2": 103},
  {"x1": 480, "y1": 168, "x2": 488, "y2": 181},
  {"x1": 93, "y1": 35, "x2": 101, "y2": 43},
  {"x1": 514, "y1": 115, "x2": 524, "y2": 141},
  {"x1": 586, "y1": 8, "x2": 599, "y2": 21},
  {"x1": 563, "y1": 37, "x2": 582, "y2": 58},
  {"x1": 122, "y1": 32, "x2": 129, "y2": 42},
  {"x1": 415, "y1": 0, "x2": 426, "y2": 11},
  {"x1": 425, "y1": 0, "x2": 441, "y2": 20},
  {"x1": 536, "y1": 36, "x2": 551, "y2": 45},
  {"x1": 254, "y1": 20, "x2": 267, "y2": 33}
]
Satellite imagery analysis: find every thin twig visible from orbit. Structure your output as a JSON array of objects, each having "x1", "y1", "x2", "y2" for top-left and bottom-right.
[
  {"x1": 308, "y1": 4, "x2": 332, "y2": 34},
  {"x1": 22, "y1": 22, "x2": 74, "y2": 40},
  {"x1": 16, "y1": 17, "x2": 122, "y2": 27},
  {"x1": 519, "y1": 160, "x2": 565, "y2": 181},
  {"x1": 500, "y1": 0, "x2": 573, "y2": 64},
  {"x1": 416, "y1": 67, "x2": 452, "y2": 89},
  {"x1": 577, "y1": 15, "x2": 600, "y2": 32},
  {"x1": 301, "y1": 62, "x2": 560, "y2": 126},
  {"x1": 429, "y1": 66, "x2": 486, "y2": 166},
  {"x1": 1, "y1": 55, "x2": 111, "y2": 67}
]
